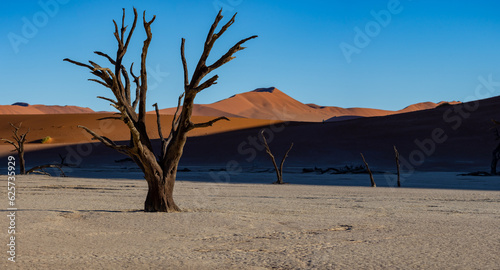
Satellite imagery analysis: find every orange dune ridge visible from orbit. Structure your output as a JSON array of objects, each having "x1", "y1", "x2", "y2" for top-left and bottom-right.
[
  {"x1": 151, "y1": 87, "x2": 461, "y2": 122},
  {"x1": 0, "y1": 103, "x2": 95, "y2": 114}
]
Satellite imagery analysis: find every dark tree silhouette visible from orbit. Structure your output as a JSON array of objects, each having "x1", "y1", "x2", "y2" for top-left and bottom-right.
[
  {"x1": 1, "y1": 122, "x2": 65, "y2": 176},
  {"x1": 1, "y1": 123, "x2": 29, "y2": 174},
  {"x1": 260, "y1": 130, "x2": 293, "y2": 184},
  {"x1": 64, "y1": 8, "x2": 257, "y2": 212},
  {"x1": 394, "y1": 145, "x2": 401, "y2": 187},
  {"x1": 491, "y1": 120, "x2": 500, "y2": 175},
  {"x1": 360, "y1": 153, "x2": 376, "y2": 187},
  {"x1": 26, "y1": 164, "x2": 66, "y2": 177}
]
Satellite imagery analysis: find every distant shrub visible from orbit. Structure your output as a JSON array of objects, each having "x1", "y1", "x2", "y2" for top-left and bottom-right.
[{"x1": 41, "y1": 136, "x2": 52, "y2": 144}]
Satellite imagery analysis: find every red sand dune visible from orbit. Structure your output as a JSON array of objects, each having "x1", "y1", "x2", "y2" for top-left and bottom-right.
[
  {"x1": 0, "y1": 88, "x2": 487, "y2": 174},
  {"x1": 153, "y1": 87, "x2": 460, "y2": 122},
  {"x1": 0, "y1": 95, "x2": 497, "y2": 173},
  {"x1": 0, "y1": 104, "x2": 94, "y2": 114}
]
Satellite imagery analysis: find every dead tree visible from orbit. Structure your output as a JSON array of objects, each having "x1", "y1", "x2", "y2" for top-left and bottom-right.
[
  {"x1": 1, "y1": 123, "x2": 29, "y2": 174},
  {"x1": 260, "y1": 130, "x2": 293, "y2": 184},
  {"x1": 394, "y1": 145, "x2": 401, "y2": 187},
  {"x1": 491, "y1": 120, "x2": 500, "y2": 175},
  {"x1": 64, "y1": 8, "x2": 257, "y2": 212},
  {"x1": 360, "y1": 153, "x2": 376, "y2": 187},
  {"x1": 26, "y1": 164, "x2": 66, "y2": 177}
]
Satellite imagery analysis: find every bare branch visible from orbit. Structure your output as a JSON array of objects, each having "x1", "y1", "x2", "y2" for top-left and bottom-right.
[
  {"x1": 185, "y1": 11, "x2": 257, "y2": 91},
  {"x1": 97, "y1": 96, "x2": 118, "y2": 105},
  {"x1": 78, "y1": 125, "x2": 130, "y2": 154},
  {"x1": 65, "y1": 58, "x2": 115, "y2": 88},
  {"x1": 120, "y1": 8, "x2": 126, "y2": 45},
  {"x1": 191, "y1": 116, "x2": 229, "y2": 130},
  {"x1": 138, "y1": 11, "x2": 156, "y2": 123},
  {"x1": 164, "y1": 93, "x2": 185, "y2": 152},
  {"x1": 207, "y1": 35, "x2": 258, "y2": 72},
  {"x1": 181, "y1": 38, "x2": 189, "y2": 88},
  {"x1": 279, "y1": 143, "x2": 294, "y2": 178},
  {"x1": 143, "y1": 10, "x2": 156, "y2": 26},
  {"x1": 97, "y1": 116, "x2": 121, "y2": 121},
  {"x1": 171, "y1": 93, "x2": 185, "y2": 132},
  {"x1": 94, "y1": 51, "x2": 116, "y2": 65},
  {"x1": 0, "y1": 139, "x2": 19, "y2": 151},
  {"x1": 213, "y1": 13, "x2": 237, "y2": 43},
  {"x1": 26, "y1": 164, "x2": 66, "y2": 177},
  {"x1": 204, "y1": 9, "x2": 224, "y2": 51},
  {"x1": 8, "y1": 123, "x2": 29, "y2": 144},
  {"x1": 153, "y1": 103, "x2": 166, "y2": 160},
  {"x1": 89, "y1": 79, "x2": 110, "y2": 88},
  {"x1": 121, "y1": 65, "x2": 131, "y2": 104},
  {"x1": 360, "y1": 153, "x2": 376, "y2": 187},
  {"x1": 189, "y1": 11, "x2": 223, "y2": 88},
  {"x1": 112, "y1": 19, "x2": 123, "y2": 48},
  {"x1": 260, "y1": 130, "x2": 280, "y2": 182},
  {"x1": 152, "y1": 103, "x2": 165, "y2": 142},
  {"x1": 123, "y1": 8, "x2": 138, "y2": 51},
  {"x1": 63, "y1": 58, "x2": 94, "y2": 70},
  {"x1": 130, "y1": 63, "x2": 140, "y2": 110},
  {"x1": 195, "y1": 75, "x2": 218, "y2": 93}
]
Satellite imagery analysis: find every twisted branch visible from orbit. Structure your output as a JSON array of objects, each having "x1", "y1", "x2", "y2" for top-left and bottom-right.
[
  {"x1": 78, "y1": 125, "x2": 130, "y2": 154},
  {"x1": 190, "y1": 116, "x2": 229, "y2": 130}
]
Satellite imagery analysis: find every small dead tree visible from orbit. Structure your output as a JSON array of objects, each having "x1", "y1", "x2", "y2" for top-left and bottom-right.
[
  {"x1": 260, "y1": 130, "x2": 293, "y2": 184},
  {"x1": 394, "y1": 145, "x2": 401, "y2": 187},
  {"x1": 64, "y1": 8, "x2": 257, "y2": 212},
  {"x1": 360, "y1": 153, "x2": 376, "y2": 187},
  {"x1": 491, "y1": 120, "x2": 500, "y2": 175},
  {"x1": 26, "y1": 164, "x2": 66, "y2": 177},
  {"x1": 1, "y1": 123, "x2": 29, "y2": 174}
]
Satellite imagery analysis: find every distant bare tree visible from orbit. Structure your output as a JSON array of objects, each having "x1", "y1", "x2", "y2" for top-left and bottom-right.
[
  {"x1": 491, "y1": 120, "x2": 500, "y2": 175},
  {"x1": 64, "y1": 8, "x2": 257, "y2": 212},
  {"x1": 1, "y1": 123, "x2": 29, "y2": 174},
  {"x1": 260, "y1": 130, "x2": 293, "y2": 184},
  {"x1": 26, "y1": 164, "x2": 66, "y2": 177},
  {"x1": 360, "y1": 153, "x2": 376, "y2": 187},
  {"x1": 394, "y1": 145, "x2": 401, "y2": 187}
]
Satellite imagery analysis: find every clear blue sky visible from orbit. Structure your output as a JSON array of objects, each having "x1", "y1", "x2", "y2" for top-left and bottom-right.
[{"x1": 2, "y1": 0, "x2": 500, "y2": 112}]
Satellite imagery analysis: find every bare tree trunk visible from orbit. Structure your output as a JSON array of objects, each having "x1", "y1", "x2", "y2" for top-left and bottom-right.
[
  {"x1": 394, "y1": 145, "x2": 401, "y2": 187},
  {"x1": 19, "y1": 151, "x2": 26, "y2": 175},
  {"x1": 360, "y1": 153, "x2": 376, "y2": 187},
  {"x1": 144, "y1": 174, "x2": 180, "y2": 212}
]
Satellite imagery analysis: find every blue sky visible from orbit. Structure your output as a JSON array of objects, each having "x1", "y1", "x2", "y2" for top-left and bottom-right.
[{"x1": 2, "y1": 0, "x2": 500, "y2": 112}]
